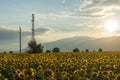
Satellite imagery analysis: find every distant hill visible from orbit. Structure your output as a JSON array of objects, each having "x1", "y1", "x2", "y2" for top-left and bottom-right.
[
  {"x1": 0, "y1": 49, "x2": 7, "y2": 52},
  {"x1": 43, "y1": 36, "x2": 120, "y2": 52}
]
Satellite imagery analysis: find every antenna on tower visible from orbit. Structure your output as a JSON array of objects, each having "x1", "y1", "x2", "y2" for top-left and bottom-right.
[
  {"x1": 32, "y1": 14, "x2": 35, "y2": 41},
  {"x1": 19, "y1": 27, "x2": 21, "y2": 53}
]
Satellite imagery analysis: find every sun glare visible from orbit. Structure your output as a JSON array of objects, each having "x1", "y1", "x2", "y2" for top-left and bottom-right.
[{"x1": 105, "y1": 20, "x2": 118, "y2": 32}]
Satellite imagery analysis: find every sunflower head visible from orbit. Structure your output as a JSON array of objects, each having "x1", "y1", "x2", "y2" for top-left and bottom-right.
[
  {"x1": 18, "y1": 72, "x2": 25, "y2": 78},
  {"x1": 108, "y1": 70, "x2": 114, "y2": 76},
  {"x1": 44, "y1": 69, "x2": 55, "y2": 78},
  {"x1": 80, "y1": 65, "x2": 87, "y2": 71},
  {"x1": 73, "y1": 69, "x2": 79, "y2": 74},
  {"x1": 3, "y1": 78, "x2": 8, "y2": 80},
  {"x1": 29, "y1": 67, "x2": 34, "y2": 72},
  {"x1": 15, "y1": 69, "x2": 21, "y2": 75},
  {"x1": 113, "y1": 64, "x2": 119, "y2": 69},
  {"x1": 102, "y1": 71, "x2": 109, "y2": 77},
  {"x1": 8, "y1": 72, "x2": 14, "y2": 77},
  {"x1": 55, "y1": 69, "x2": 59, "y2": 73},
  {"x1": 115, "y1": 74, "x2": 120, "y2": 80},
  {"x1": 91, "y1": 72, "x2": 99, "y2": 78},
  {"x1": 0, "y1": 73, "x2": 2, "y2": 77},
  {"x1": 61, "y1": 75, "x2": 70, "y2": 80},
  {"x1": 37, "y1": 66, "x2": 43, "y2": 71}
]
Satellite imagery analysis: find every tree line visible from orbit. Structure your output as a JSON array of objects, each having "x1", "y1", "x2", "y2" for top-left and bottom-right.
[
  {"x1": 27, "y1": 40, "x2": 103, "y2": 54},
  {"x1": 2, "y1": 40, "x2": 103, "y2": 53}
]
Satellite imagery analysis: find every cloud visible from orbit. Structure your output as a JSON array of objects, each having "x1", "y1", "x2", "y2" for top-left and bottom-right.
[
  {"x1": 0, "y1": 27, "x2": 18, "y2": 41},
  {"x1": 0, "y1": 27, "x2": 52, "y2": 41},
  {"x1": 73, "y1": 0, "x2": 120, "y2": 19},
  {"x1": 35, "y1": 11, "x2": 76, "y2": 20},
  {"x1": 35, "y1": 27, "x2": 52, "y2": 34},
  {"x1": 112, "y1": 29, "x2": 120, "y2": 35},
  {"x1": 80, "y1": 0, "x2": 120, "y2": 9},
  {"x1": 34, "y1": 0, "x2": 120, "y2": 20},
  {"x1": 0, "y1": 27, "x2": 53, "y2": 51},
  {"x1": 80, "y1": 0, "x2": 100, "y2": 9},
  {"x1": 101, "y1": 0, "x2": 120, "y2": 7}
]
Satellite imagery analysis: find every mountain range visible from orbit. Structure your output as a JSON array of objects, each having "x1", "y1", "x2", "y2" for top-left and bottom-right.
[{"x1": 43, "y1": 36, "x2": 120, "y2": 52}]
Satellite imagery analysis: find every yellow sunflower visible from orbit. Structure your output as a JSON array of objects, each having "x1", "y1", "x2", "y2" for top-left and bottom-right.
[{"x1": 115, "y1": 74, "x2": 120, "y2": 80}]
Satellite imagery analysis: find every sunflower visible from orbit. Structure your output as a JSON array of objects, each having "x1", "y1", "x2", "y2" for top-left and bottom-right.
[
  {"x1": 115, "y1": 74, "x2": 120, "y2": 80},
  {"x1": 3, "y1": 78, "x2": 8, "y2": 80},
  {"x1": 80, "y1": 65, "x2": 87, "y2": 71},
  {"x1": 29, "y1": 67, "x2": 34, "y2": 72},
  {"x1": 1, "y1": 64, "x2": 6, "y2": 70},
  {"x1": 63, "y1": 68, "x2": 68, "y2": 72},
  {"x1": 44, "y1": 69, "x2": 55, "y2": 78},
  {"x1": 79, "y1": 70, "x2": 87, "y2": 77},
  {"x1": 37, "y1": 65, "x2": 43, "y2": 71},
  {"x1": 108, "y1": 70, "x2": 114, "y2": 76},
  {"x1": 96, "y1": 59, "x2": 101, "y2": 63},
  {"x1": 103, "y1": 59, "x2": 107, "y2": 63},
  {"x1": 99, "y1": 65, "x2": 105, "y2": 70},
  {"x1": 73, "y1": 69, "x2": 79, "y2": 74},
  {"x1": 31, "y1": 71, "x2": 35, "y2": 77},
  {"x1": 102, "y1": 71, "x2": 109, "y2": 77},
  {"x1": 61, "y1": 71, "x2": 67, "y2": 75},
  {"x1": 15, "y1": 69, "x2": 21, "y2": 75},
  {"x1": 83, "y1": 59, "x2": 88, "y2": 64},
  {"x1": 0, "y1": 73, "x2": 2, "y2": 77},
  {"x1": 54, "y1": 69, "x2": 59, "y2": 73},
  {"x1": 75, "y1": 77, "x2": 82, "y2": 80},
  {"x1": 106, "y1": 64, "x2": 113, "y2": 70},
  {"x1": 67, "y1": 64, "x2": 71, "y2": 69},
  {"x1": 50, "y1": 64, "x2": 56, "y2": 69},
  {"x1": 60, "y1": 63, "x2": 66, "y2": 68},
  {"x1": 103, "y1": 76, "x2": 110, "y2": 80},
  {"x1": 84, "y1": 77, "x2": 90, "y2": 80},
  {"x1": 8, "y1": 72, "x2": 14, "y2": 78},
  {"x1": 61, "y1": 75, "x2": 70, "y2": 80},
  {"x1": 18, "y1": 72, "x2": 25, "y2": 78},
  {"x1": 91, "y1": 72, "x2": 99, "y2": 78},
  {"x1": 92, "y1": 68, "x2": 99, "y2": 73},
  {"x1": 113, "y1": 64, "x2": 119, "y2": 69}
]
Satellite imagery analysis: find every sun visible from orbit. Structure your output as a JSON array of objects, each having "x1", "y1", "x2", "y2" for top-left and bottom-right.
[{"x1": 105, "y1": 20, "x2": 118, "y2": 32}]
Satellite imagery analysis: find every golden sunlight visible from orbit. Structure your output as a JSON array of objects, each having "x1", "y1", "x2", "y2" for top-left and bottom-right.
[{"x1": 105, "y1": 20, "x2": 118, "y2": 32}]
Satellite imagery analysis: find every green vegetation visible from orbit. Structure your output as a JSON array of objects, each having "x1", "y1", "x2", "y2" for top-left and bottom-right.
[
  {"x1": 85, "y1": 49, "x2": 89, "y2": 52},
  {"x1": 98, "y1": 48, "x2": 103, "y2": 52},
  {"x1": 1, "y1": 52, "x2": 120, "y2": 80},
  {"x1": 73, "y1": 48, "x2": 80, "y2": 52},
  {"x1": 52, "y1": 47, "x2": 60, "y2": 52},
  {"x1": 28, "y1": 40, "x2": 43, "y2": 53}
]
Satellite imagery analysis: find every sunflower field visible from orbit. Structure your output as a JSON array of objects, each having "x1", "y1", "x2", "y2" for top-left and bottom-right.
[{"x1": 1, "y1": 52, "x2": 120, "y2": 80}]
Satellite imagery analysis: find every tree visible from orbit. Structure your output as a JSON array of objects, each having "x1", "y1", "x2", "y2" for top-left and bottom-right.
[
  {"x1": 93, "y1": 50, "x2": 95, "y2": 52},
  {"x1": 9, "y1": 51, "x2": 13, "y2": 53},
  {"x1": 46, "y1": 50, "x2": 51, "y2": 53},
  {"x1": 73, "y1": 48, "x2": 80, "y2": 52},
  {"x1": 98, "y1": 48, "x2": 102, "y2": 52},
  {"x1": 52, "y1": 47, "x2": 60, "y2": 52},
  {"x1": 28, "y1": 40, "x2": 43, "y2": 53},
  {"x1": 81, "y1": 50, "x2": 84, "y2": 52},
  {"x1": 3, "y1": 51, "x2": 6, "y2": 53},
  {"x1": 85, "y1": 49, "x2": 89, "y2": 52}
]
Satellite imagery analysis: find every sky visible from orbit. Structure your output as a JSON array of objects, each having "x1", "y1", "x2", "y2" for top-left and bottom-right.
[{"x1": 0, "y1": 0, "x2": 120, "y2": 51}]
